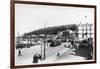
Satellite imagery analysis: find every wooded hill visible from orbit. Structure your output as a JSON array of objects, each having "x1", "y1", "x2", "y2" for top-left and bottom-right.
[{"x1": 24, "y1": 24, "x2": 78, "y2": 36}]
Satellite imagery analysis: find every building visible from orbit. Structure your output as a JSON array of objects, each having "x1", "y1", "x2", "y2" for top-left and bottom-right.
[{"x1": 78, "y1": 23, "x2": 94, "y2": 40}]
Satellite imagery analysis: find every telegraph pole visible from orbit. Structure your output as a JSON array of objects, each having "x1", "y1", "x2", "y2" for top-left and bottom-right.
[{"x1": 43, "y1": 23, "x2": 46, "y2": 59}]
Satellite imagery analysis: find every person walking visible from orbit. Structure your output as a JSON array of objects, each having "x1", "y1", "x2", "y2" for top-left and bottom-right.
[{"x1": 18, "y1": 49, "x2": 21, "y2": 56}]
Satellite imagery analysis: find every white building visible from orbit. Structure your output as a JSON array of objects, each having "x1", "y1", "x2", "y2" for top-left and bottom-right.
[{"x1": 78, "y1": 23, "x2": 94, "y2": 40}]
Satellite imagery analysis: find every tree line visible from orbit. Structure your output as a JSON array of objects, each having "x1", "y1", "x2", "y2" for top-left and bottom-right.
[{"x1": 24, "y1": 24, "x2": 78, "y2": 36}]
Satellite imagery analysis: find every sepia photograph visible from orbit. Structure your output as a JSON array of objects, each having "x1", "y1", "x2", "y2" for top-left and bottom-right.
[{"x1": 10, "y1": 1, "x2": 96, "y2": 68}]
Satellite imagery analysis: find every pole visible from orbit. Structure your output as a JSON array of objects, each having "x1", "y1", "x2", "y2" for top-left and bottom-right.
[
  {"x1": 85, "y1": 16, "x2": 88, "y2": 38},
  {"x1": 43, "y1": 23, "x2": 46, "y2": 59},
  {"x1": 17, "y1": 32, "x2": 20, "y2": 46},
  {"x1": 82, "y1": 25, "x2": 84, "y2": 38},
  {"x1": 86, "y1": 23, "x2": 88, "y2": 38},
  {"x1": 90, "y1": 25, "x2": 92, "y2": 38},
  {"x1": 41, "y1": 43, "x2": 42, "y2": 59},
  {"x1": 17, "y1": 32, "x2": 20, "y2": 48}
]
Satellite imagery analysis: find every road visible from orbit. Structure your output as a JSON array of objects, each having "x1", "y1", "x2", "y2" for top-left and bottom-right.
[{"x1": 15, "y1": 43, "x2": 86, "y2": 65}]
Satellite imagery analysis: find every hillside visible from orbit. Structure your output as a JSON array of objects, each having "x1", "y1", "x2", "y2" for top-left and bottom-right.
[{"x1": 24, "y1": 24, "x2": 78, "y2": 36}]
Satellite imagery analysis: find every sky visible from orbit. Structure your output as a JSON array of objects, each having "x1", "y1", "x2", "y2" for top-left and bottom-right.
[{"x1": 15, "y1": 3, "x2": 94, "y2": 36}]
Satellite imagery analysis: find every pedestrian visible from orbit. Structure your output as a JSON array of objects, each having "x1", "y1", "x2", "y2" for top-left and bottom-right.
[{"x1": 18, "y1": 49, "x2": 21, "y2": 56}]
